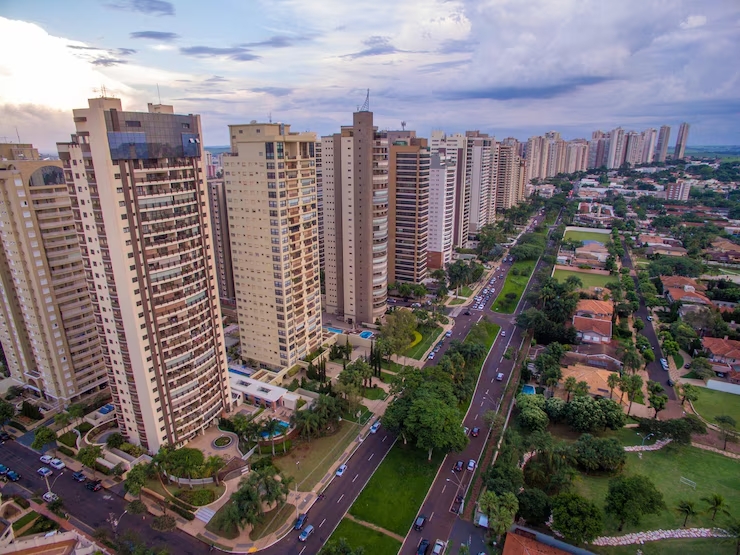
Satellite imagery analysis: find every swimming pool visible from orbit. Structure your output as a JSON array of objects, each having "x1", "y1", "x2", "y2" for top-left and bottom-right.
[
  {"x1": 260, "y1": 420, "x2": 290, "y2": 439},
  {"x1": 326, "y1": 327, "x2": 344, "y2": 334},
  {"x1": 359, "y1": 331, "x2": 374, "y2": 339},
  {"x1": 521, "y1": 385, "x2": 536, "y2": 395}
]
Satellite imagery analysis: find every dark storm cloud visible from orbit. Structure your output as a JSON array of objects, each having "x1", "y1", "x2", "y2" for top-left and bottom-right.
[
  {"x1": 441, "y1": 76, "x2": 614, "y2": 101},
  {"x1": 130, "y1": 31, "x2": 180, "y2": 41}
]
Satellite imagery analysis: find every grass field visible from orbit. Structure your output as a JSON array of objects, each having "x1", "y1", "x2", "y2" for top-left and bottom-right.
[
  {"x1": 350, "y1": 443, "x2": 445, "y2": 536},
  {"x1": 404, "y1": 325, "x2": 443, "y2": 360},
  {"x1": 459, "y1": 285, "x2": 473, "y2": 297},
  {"x1": 591, "y1": 538, "x2": 733, "y2": 555},
  {"x1": 673, "y1": 353, "x2": 684, "y2": 369},
  {"x1": 325, "y1": 518, "x2": 402, "y2": 555},
  {"x1": 563, "y1": 230, "x2": 610, "y2": 244},
  {"x1": 362, "y1": 386, "x2": 387, "y2": 401},
  {"x1": 273, "y1": 419, "x2": 360, "y2": 491},
  {"x1": 553, "y1": 268, "x2": 614, "y2": 289},
  {"x1": 492, "y1": 261, "x2": 534, "y2": 313},
  {"x1": 692, "y1": 387, "x2": 740, "y2": 425},
  {"x1": 574, "y1": 444, "x2": 740, "y2": 535},
  {"x1": 449, "y1": 297, "x2": 465, "y2": 305}
]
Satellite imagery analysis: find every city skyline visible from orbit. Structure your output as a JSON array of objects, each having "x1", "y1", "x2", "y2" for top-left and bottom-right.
[{"x1": 1, "y1": 0, "x2": 739, "y2": 151}]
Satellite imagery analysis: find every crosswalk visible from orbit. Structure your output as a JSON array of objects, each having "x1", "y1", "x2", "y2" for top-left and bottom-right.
[{"x1": 195, "y1": 506, "x2": 216, "y2": 523}]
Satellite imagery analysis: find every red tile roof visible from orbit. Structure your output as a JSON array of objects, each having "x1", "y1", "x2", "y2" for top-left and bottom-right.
[
  {"x1": 576, "y1": 299, "x2": 614, "y2": 317},
  {"x1": 573, "y1": 316, "x2": 612, "y2": 337},
  {"x1": 665, "y1": 287, "x2": 711, "y2": 305},
  {"x1": 660, "y1": 275, "x2": 706, "y2": 291},
  {"x1": 702, "y1": 337, "x2": 740, "y2": 359},
  {"x1": 503, "y1": 532, "x2": 571, "y2": 555}
]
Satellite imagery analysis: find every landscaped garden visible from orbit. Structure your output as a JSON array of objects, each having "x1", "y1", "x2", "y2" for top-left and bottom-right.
[
  {"x1": 563, "y1": 230, "x2": 610, "y2": 244},
  {"x1": 326, "y1": 517, "x2": 402, "y2": 555},
  {"x1": 403, "y1": 325, "x2": 443, "y2": 360},
  {"x1": 362, "y1": 387, "x2": 387, "y2": 401},
  {"x1": 460, "y1": 285, "x2": 474, "y2": 297},
  {"x1": 553, "y1": 268, "x2": 613, "y2": 289},
  {"x1": 492, "y1": 260, "x2": 534, "y2": 313},
  {"x1": 691, "y1": 387, "x2": 740, "y2": 425}
]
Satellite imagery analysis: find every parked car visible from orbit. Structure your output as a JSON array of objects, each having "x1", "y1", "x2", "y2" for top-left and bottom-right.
[
  {"x1": 413, "y1": 514, "x2": 427, "y2": 531},
  {"x1": 684, "y1": 363, "x2": 691, "y2": 369},
  {"x1": 298, "y1": 524, "x2": 314, "y2": 542},
  {"x1": 432, "y1": 540, "x2": 446, "y2": 555},
  {"x1": 463, "y1": 426, "x2": 469, "y2": 436},
  {"x1": 370, "y1": 421, "x2": 381, "y2": 434},
  {"x1": 40, "y1": 455, "x2": 53, "y2": 465},
  {"x1": 0, "y1": 464, "x2": 7, "y2": 475},
  {"x1": 5, "y1": 470, "x2": 20, "y2": 482},
  {"x1": 42, "y1": 492, "x2": 58, "y2": 503},
  {"x1": 428, "y1": 352, "x2": 435, "y2": 360},
  {"x1": 72, "y1": 471, "x2": 86, "y2": 482},
  {"x1": 445, "y1": 331, "x2": 452, "y2": 338},
  {"x1": 411, "y1": 303, "x2": 421, "y2": 308},
  {"x1": 471, "y1": 427, "x2": 480, "y2": 438},
  {"x1": 453, "y1": 460, "x2": 464, "y2": 472},
  {"x1": 667, "y1": 378, "x2": 675, "y2": 387},
  {"x1": 336, "y1": 464, "x2": 347, "y2": 477},
  {"x1": 294, "y1": 513, "x2": 308, "y2": 531},
  {"x1": 0, "y1": 432, "x2": 11, "y2": 443},
  {"x1": 417, "y1": 539, "x2": 430, "y2": 555},
  {"x1": 467, "y1": 459, "x2": 476, "y2": 471},
  {"x1": 464, "y1": 310, "x2": 471, "y2": 316},
  {"x1": 646, "y1": 316, "x2": 653, "y2": 321},
  {"x1": 86, "y1": 480, "x2": 102, "y2": 492},
  {"x1": 496, "y1": 372, "x2": 504, "y2": 381},
  {"x1": 37, "y1": 467, "x2": 53, "y2": 477},
  {"x1": 50, "y1": 458, "x2": 65, "y2": 470}
]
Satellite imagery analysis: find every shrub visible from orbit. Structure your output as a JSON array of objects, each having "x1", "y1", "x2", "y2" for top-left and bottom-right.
[
  {"x1": 572, "y1": 434, "x2": 626, "y2": 473},
  {"x1": 76, "y1": 421, "x2": 94, "y2": 434},
  {"x1": 25, "y1": 515, "x2": 58, "y2": 536},
  {"x1": 251, "y1": 456, "x2": 275, "y2": 471},
  {"x1": 635, "y1": 415, "x2": 706, "y2": 444},
  {"x1": 176, "y1": 488, "x2": 215, "y2": 506},
  {"x1": 58, "y1": 431, "x2": 77, "y2": 448},
  {"x1": 7, "y1": 420, "x2": 26, "y2": 432},
  {"x1": 218, "y1": 417, "x2": 235, "y2": 433},
  {"x1": 94, "y1": 462, "x2": 111, "y2": 475},
  {"x1": 151, "y1": 514, "x2": 177, "y2": 531},
  {"x1": 214, "y1": 436, "x2": 231, "y2": 447},
  {"x1": 12, "y1": 495, "x2": 30, "y2": 509},
  {"x1": 170, "y1": 504, "x2": 195, "y2": 520},
  {"x1": 106, "y1": 432, "x2": 125, "y2": 449},
  {"x1": 20, "y1": 401, "x2": 43, "y2": 420},
  {"x1": 119, "y1": 442, "x2": 146, "y2": 457},
  {"x1": 517, "y1": 488, "x2": 551, "y2": 526},
  {"x1": 58, "y1": 445, "x2": 75, "y2": 457}
]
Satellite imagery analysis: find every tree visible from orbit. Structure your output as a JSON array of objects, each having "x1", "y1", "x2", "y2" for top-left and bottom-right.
[
  {"x1": 124, "y1": 463, "x2": 149, "y2": 499},
  {"x1": 517, "y1": 488, "x2": 550, "y2": 526},
  {"x1": 723, "y1": 516, "x2": 740, "y2": 555},
  {"x1": 690, "y1": 357, "x2": 715, "y2": 381},
  {"x1": 574, "y1": 380, "x2": 590, "y2": 398},
  {"x1": 54, "y1": 411, "x2": 71, "y2": 428},
  {"x1": 572, "y1": 435, "x2": 626, "y2": 473},
  {"x1": 624, "y1": 374, "x2": 644, "y2": 415},
  {"x1": 67, "y1": 403, "x2": 85, "y2": 420},
  {"x1": 716, "y1": 415, "x2": 737, "y2": 450},
  {"x1": 648, "y1": 391, "x2": 668, "y2": 419},
  {"x1": 320, "y1": 538, "x2": 366, "y2": 555},
  {"x1": 701, "y1": 493, "x2": 730, "y2": 521},
  {"x1": 78, "y1": 445, "x2": 103, "y2": 478},
  {"x1": 380, "y1": 310, "x2": 418, "y2": 361},
  {"x1": 106, "y1": 432, "x2": 125, "y2": 449},
  {"x1": 151, "y1": 515, "x2": 176, "y2": 532},
  {"x1": 662, "y1": 339, "x2": 680, "y2": 357},
  {"x1": 126, "y1": 499, "x2": 147, "y2": 515},
  {"x1": 604, "y1": 474, "x2": 666, "y2": 531},
  {"x1": 633, "y1": 318, "x2": 645, "y2": 332},
  {"x1": 679, "y1": 383, "x2": 700, "y2": 406},
  {"x1": 675, "y1": 500, "x2": 699, "y2": 527},
  {"x1": 621, "y1": 344, "x2": 643, "y2": 375},
  {"x1": 551, "y1": 493, "x2": 603, "y2": 544},
  {"x1": 563, "y1": 376, "x2": 577, "y2": 402},
  {"x1": 262, "y1": 418, "x2": 282, "y2": 456},
  {"x1": 478, "y1": 490, "x2": 518, "y2": 542},
  {"x1": 0, "y1": 399, "x2": 15, "y2": 430},
  {"x1": 642, "y1": 348, "x2": 655, "y2": 368},
  {"x1": 31, "y1": 426, "x2": 57, "y2": 455},
  {"x1": 406, "y1": 392, "x2": 467, "y2": 460}
]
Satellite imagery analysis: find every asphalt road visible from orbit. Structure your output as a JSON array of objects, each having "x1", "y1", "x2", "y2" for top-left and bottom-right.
[{"x1": 400, "y1": 214, "x2": 552, "y2": 554}]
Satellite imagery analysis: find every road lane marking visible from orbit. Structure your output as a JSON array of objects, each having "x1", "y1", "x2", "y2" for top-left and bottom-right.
[
  {"x1": 368, "y1": 453, "x2": 374, "y2": 461},
  {"x1": 485, "y1": 389, "x2": 489, "y2": 395},
  {"x1": 499, "y1": 356, "x2": 503, "y2": 362},
  {"x1": 319, "y1": 518, "x2": 326, "y2": 528},
  {"x1": 441, "y1": 484, "x2": 446, "y2": 494},
  {"x1": 480, "y1": 400, "x2": 484, "y2": 407},
  {"x1": 337, "y1": 494, "x2": 344, "y2": 503},
  {"x1": 474, "y1": 413, "x2": 478, "y2": 420},
  {"x1": 429, "y1": 511, "x2": 434, "y2": 521},
  {"x1": 382, "y1": 435, "x2": 387, "y2": 442},
  {"x1": 352, "y1": 474, "x2": 358, "y2": 483},
  {"x1": 299, "y1": 547, "x2": 307, "y2": 555}
]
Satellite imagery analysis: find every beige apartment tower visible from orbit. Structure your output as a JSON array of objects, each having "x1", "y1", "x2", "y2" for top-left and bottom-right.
[
  {"x1": 322, "y1": 112, "x2": 389, "y2": 326},
  {"x1": 0, "y1": 144, "x2": 108, "y2": 405},
  {"x1": 57, "y1": 98, "x2": 230, "y2": 451},
  {"x1": 207, "y1": 178, "x2": 235, "y2": 304},
  {"x1": 388, "y1": 133, "x2": 430, "y2": 284},
  {"x1": 224, "y1": 123, "x2": 322, "y2": 369}
]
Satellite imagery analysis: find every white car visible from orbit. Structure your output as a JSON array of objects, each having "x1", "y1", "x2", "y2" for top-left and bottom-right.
[
  {"x1": 336, "y1": 464, "x2": 347, "y2": 477},
  {"x1": 42, "y1": 492, "x2": 58, "y2": 503},
  {"x1": 50, "y1": 458, "x2": 65, "y2": 470},
  {"x1": 370, "y1": 421, "x2": 381, "y2": 434},
  {"x1": 37, "y1": 467, "x2": 53, "y2": 477},
  {"x1": 496, "y1": 372, "x2": 505, "y2": 381},
  {"x1": 432, "y1": 540, "x2": 446, "y2": 554},
  {"x1": 40, "y1": 455, "x2": 53, "y2": 465},
  {"x1": 467, "y1": 459, "x2": 476, "y2": 471},
  {"x1": 501, "y1": 330, "x2": 506, "y2": 337},
  {"x1": 445, "y1": 331, "x2": 452, "y2": 337},
  {"x1": 428, "y1": 352, "x2": 435, "y2": 360}
]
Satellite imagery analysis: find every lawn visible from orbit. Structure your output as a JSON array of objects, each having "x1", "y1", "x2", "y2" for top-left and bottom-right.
[
  {"x1": 325, "y1": 518, "x2": 401, "y2": 555},
  {"x1": 492, "y1": 261, "x2": 534, "y2": 313},
  {"x1": 349, "y1": 443, "x2": 445, "y2": 536},
  {"x1": 449, "y1": 298, "x2": 465, "y2": 305},
  {"x1": 673, "y1": 353, "x2": 684, "y2": 369},
  {"x1": 464, "y1": 320, "x2": 500, "y2": 349},
  {"x1": 574, "y1": 444, "x2": 740, "y2": 535},
  {"x1": 692, "y1": 387, "x2": 740, "y2": 425},
  {"x1": 362, "y1": 387, "x2": 387, "y2": 401},
  {"x1": 380, "y1": 359, "x2": 404, "y2": 373},
  {"x1": 591, "y1": 538, "x2": 733, "y2": 555},
  {"x1": 553, "y1": 268, "x2": 614, "y2": 289},
  {"x1": 273, "y1": 419, "x2": 361, "y2": 491},
  {"x1": 563, "y1": 230, "x2": 610, "y2": 244},
  {"x1": 249, "y1": 503, "x2": 296, "y2": 540},
  {"x1": 460, "y1": 285, "x2": 474, "y2": 297},
  {"x1": 403, "y1": 325, "x2": 443, "y2": 360}
]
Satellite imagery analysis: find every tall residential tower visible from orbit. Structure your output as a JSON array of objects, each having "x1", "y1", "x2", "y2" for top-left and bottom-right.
[{"x1": 675, "y1": 122, "x2": 690, "y2": 160}]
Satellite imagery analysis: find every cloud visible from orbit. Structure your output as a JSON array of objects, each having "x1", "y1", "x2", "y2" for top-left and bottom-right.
[
  {"x1": 67, "y1": 44, "x2": 99, "y2": 51},
  {"x1": 342, "y1": 36, "x2": 403, "y2": 59},
  {"x1": 205, "y1": 75, "x2": 228, "y2": 83},
  {"x1": 107, "y1": 0, "x2": 174, "y2": 16},
  {"x1": 418, "y1": 59, "x2": 469, "y2": 73},
  {"x1": 115, "y1": 48, "x2": 137, "y2": 56},
  {"x1": 130, "y1": 31, "x2": 179, "y2": 41},
  {"x1": 240, "y1": 35, "x2": 310, "y2": 48},
  {"x1": 436, "y1": 39, "x2": 475, "y2": 54},
  {"x1": 91, "y1": 57, "x2": 128, "y2": 67},
  {"x1": 251, "y1": 87, "x2": 294, "y2": 97},
  {"x1": 680, "y1": 15, "x2": 707, "y2": 29},
  {"x1": 179, "y1": 45, "x2": 259, "y2": 61},
  {"x1": 440, "y1": 76, "x2": 614, "y2": 101}
]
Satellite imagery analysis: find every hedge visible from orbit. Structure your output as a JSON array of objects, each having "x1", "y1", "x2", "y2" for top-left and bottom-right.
[
  {"x1": 94, "y1": 461, "x2": 111, "y2": 475},
  {"x1": 12, "y1": 511, "x2": 39, "y2": 531},
  {"x1": 170, "y1": 504, "x2": 195, "y2": 521},
  {"x1": 176, "y1": 489, "x2": 214, "y2": 507},
  {"x1": 58, "y1": 431, "x2": 77, "y2": 448},
  {"x1": 170, "y1": 496, "x2": 195, "y2": 512},
  {"x1": 7, "y1": 420, "x2": 26, "y2": 432},
  {"x1": 12, "y1": 495, "x2": 30, "y2": 509},
  {"x1": 76, "y1": 422, "x2": 94, "y2": 434},
  {"x1": 58, "y1": 445, "x2": 75, "y2": 457}
]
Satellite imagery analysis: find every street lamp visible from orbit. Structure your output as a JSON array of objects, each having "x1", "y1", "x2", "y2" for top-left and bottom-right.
[
  {"x1": 636, "y1": 432, "x2": 654, "y2": 447},
  {"x1": 108, "y1": 509, "x2": 127, "y2": 537},
  {"x1": 43, "y1": 471, "x2": 64, "y2": 495}
]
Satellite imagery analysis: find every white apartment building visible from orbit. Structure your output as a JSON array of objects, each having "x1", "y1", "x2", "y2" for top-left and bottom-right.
[
  {"x1": 224, "y1": 123, "x2": 322, "y2": 369},
  {"x1": 427, "y1": 138, "x2": 457, "y2": 269},
  {"x1": 57, "y1": 98, "x2": 230, "y2": 451}
]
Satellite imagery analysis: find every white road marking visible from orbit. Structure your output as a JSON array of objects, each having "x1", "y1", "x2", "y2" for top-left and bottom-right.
[
  {"x1": 485, "y1": 389, "x2": 489, "y2": 395},
  {"x1": 368, "y1": 453, "x2": 374, "y2": 461},
  {"x1": 382, "y1": 435, "x2": 387, "y2": 442},
  {"x1": 474, "y1": 413, "x2": 478, "y2": 420},
  {"x1": 429, "y1": 511, "x2": 434, "y2": 521},
  {"x1": 299, "y1": 547, "x2": 307, "y2": 555},
  {"x1": 337, "y1": 494, "x2": 344, "y2": 503},
  {"x1": 319, "y1": 518, "x2": 326, "y2": 528},
  {"x1": 480, "y1": 400, "x2": 484, "y2": 407},
  {"x1": 352, "y1": 474, "x2": 358, "y2": 483},
  {"x1": 441, "y1": 484, "x2": 446, "y2": 494}
]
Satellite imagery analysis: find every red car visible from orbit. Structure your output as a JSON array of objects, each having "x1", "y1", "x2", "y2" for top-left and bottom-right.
[{"x1": 471, "y1": 427, "x2": 480, "y2": 437}]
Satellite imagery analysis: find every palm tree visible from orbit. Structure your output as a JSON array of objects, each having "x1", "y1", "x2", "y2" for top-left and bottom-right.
[
  {"x1": 563, "y1": 376, "x2": 577, "y2": 402},
  {"x1": 676, "y1": 500, "x2": 699, "y2": 527},
  {"x1": 607, "y1": 373, "x2": 619, "y2": 400},
  {"x1": 574, "y1": 380, "x2": 590, "y2": 397},
  {"x1": 214, "y1": 502, "x2": 242, "y2": 535},
  {"x1": 262, "y1": 418, "x2": 282, "y2": 456},
  {"x1": 204, "y1": 455, "x2": 225, "y2": 486},
  {"x1": 621, "y1": 344, "x2": 643, "y2": 375},
  {"x1": 701, "y1": 493, "x2": 730, "y2": 521},
  {"x1": 153, "y1": 445, "x2": 176, "y2": 484},
  {"x1": 724, "y1": 516, "x2": 740, "y2": 555}
]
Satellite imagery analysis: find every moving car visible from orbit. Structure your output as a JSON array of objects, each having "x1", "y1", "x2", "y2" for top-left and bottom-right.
[
  {"x1": 471, "y1": 427, "x2": 480, "y2": 438},
  {"x1": 336, "y1": 464, "x2": 347, "y2": 477},
  {"x1": 646, "y1": 316, "x2": 653, "y2": 321},
  {"x1": 37, "y1": 467, "x2": 53, "y2": 477},
  {"x1": 417, "y1": 539, "x2": 430, "y2": 555},
  {"x1": 413, "y1": 514, "x2": 427, "y2": 531},
  {"x1": 453, "y1": 460, "x2": 464, "y2": 472},
  {"x1": 42, "y1": 492, "x2": 58, "y2": 503},
  {"x1": 72, "y1": 471, "x2": 86, "y2": 482},
  {"x1": 40, "y1": 455, "x2": 53, "y2": 465},
  {"x1": 464, "y1": 310, "x2": 471, "y2": 315},
  {"x1": 370, "y1": 421, "x2": 381, "y2": 434},
  {"x1": 467, "y1": 459, "x2": 476, "y2": 471},
  {"x1": 86, "y1": 480, "x2": 102, "y2": 492},
  {"x1": 298, "y1": 524, "x2": 314, "y2": 542},
  {"x1": 496, "y1": 372, "x2": 505, "y2": 381},
  {"x1": 501, "y1": 330, "x2": 506, "y2": 337},
  {"x1": 294, "y1": 513, "x2": 308, "y2": 531},
  {"x1": 50, "y1": 458, "x2": 66, "y2": 470},
  {"x1": 0, "y1": 431, "x2": 11, "y2": 443}
]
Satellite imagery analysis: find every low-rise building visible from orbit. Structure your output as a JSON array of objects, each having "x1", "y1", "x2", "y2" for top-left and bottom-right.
[
  {"x1": 573, "y1": 316, "x2": 612, "y2": 343},
  {"x1": 645, "y1": 244, "x2": 689, "y2": 257},
  {"x1": 574, "y1": 242, "x2": 610, "y2": 263},
  {"x1": 664, "y1": 285, "x2": 712, "y2": 306},
  {"x1": 229, "y1": 371, "x2": 301, "y2": 411},
  {"x1": 562, "y1": 342, "x2": 622, "y2": 372}
]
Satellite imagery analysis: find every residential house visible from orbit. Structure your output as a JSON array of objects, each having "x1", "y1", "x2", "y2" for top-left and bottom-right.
[
  {"x1": 645, "y1": 244, "x2": 689, "y2": 257},
  {"x1": 638, "y1": 234, "x2": 684, "y2": 248},
  {"x1": 574, "y1": 202, "x2": 615, "y2": 226},
  {"x1": 701, "y1": 336, "x2": 740, "y2": 384},
  {"x1": 559, "y1": 364, "x2": 623, "y2": 404},
  {"x1": 705, "y1": 238, "x2": 740, "y2": 264},
  {"x1": 574, "y1": 242, "x2": 610, "y2": 263},
  {"x1": 664, "y1": 284, "x2": 712, "y2": 306},
  {"x1": 502, "y1": 529, "x2": 573, "y2": 555},
  {"x1": 573, "y1": 299, "x2": 613, "y2": 343},
  {"x1": 660, "y1": 275, "x2": 706, "y2": 292},
  {"x1": 575, "y1": 299, "x2": 614, "y2": 319},
  {"x1": 562, "y1": 342, "x2": 623, "y2": 372}
]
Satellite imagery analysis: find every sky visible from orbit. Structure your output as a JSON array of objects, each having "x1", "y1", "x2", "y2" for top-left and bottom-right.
[{"x1": 1, "y1": 0, "x2": 739, "y2": 152}]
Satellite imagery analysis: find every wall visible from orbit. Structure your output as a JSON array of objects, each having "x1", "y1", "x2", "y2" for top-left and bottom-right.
[
  {"x1": 563, "y1": 225, "x2": 611, "y2": 236},
  {"x1": 706, "y1": 379, "x2": 740, "y2": 396}
]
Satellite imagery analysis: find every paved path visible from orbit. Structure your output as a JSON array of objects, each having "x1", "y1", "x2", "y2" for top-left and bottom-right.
[
  {"x1": 691, "y1": 441, "x2": 740, "y2": 460},
  {"x1": 344, "y1": 513, "x2": 405, "y2": 542}
]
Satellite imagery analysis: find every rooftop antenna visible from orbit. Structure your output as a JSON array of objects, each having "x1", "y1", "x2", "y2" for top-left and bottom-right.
[
  {"x1": 269, "y1": 112, "x2": 272, "y2": 123},
  {"x1": 401, "y1": 121, "x2": 407, "y2": 131},
  {"x1": 15, "y1": 127, "x2": 21, "y2": 143},
  {"x1": 358, "y1": 89, "x2": 370, "y2": 112},
  {"x1": 157, "y1": 84, "x2": 162, "y2": 104}
]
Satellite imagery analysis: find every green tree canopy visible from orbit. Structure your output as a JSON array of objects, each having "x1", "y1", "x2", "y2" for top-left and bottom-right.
[
  {"x1": 605, "y1": 474, "x2": 666, "y2": 531},
  {"x1": 552, "y1": 493, "x2": 603, "y2": 544}
]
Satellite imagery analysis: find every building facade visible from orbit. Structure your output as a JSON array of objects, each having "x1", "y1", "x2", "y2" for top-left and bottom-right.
[
  {"x1": 322, "y1": 112, "x2": 389, "y2": 326},
  {"x1": 0, "y1": 144, "x2": 108, "y2": 405},
  {"x1": 495, "y1": 143, "x2": 525, "y2": 210},
  {"x1": 57, "y1": 98, "x2": 230, "y2": 451},
  {"x1": 207, "y1": 178, "x2": 235, "y2": 304},
  {"x1": 224, "y1": 123, "x2": 322, "y2": 369},
  {"x1": 655, "y1": 125, "x2": 671, "y2": 163},
  {"x1": 675, "y1": 122, "x2": 690, "y2": 160},
  {"x1": 427, "y1": 139, "x2": 457, "y2": 269},
  {"x1": 665, "y1": 181, "x2": 691, "y2": 201}
]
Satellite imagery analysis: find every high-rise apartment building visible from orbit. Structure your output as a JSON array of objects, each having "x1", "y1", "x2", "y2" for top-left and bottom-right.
[
  {"x1": 322, "y1": 112, "x2": 388, "y2": 326},
  {"x1": 427, "y1": 134, "x2": 458, "y2": 270},
  {"x1": 640, "y1": 128, "x2": 657, "y2": 164},
  {"x1": 655, "y1": 125, "x2": 671, "y2": 163},
  {"x1": 207, "y1": 178, "x2": 235, "y2": 304},
  {"x1": 624, "y1": 131, "x2": 643, "y2": 166},
  {"x1": 607, "y1": 127, "x2": 626, "y2": 169},
  {"x1": 0, "y1": 144, "x2": 108, "y2": 405},
  {"x1": 495, "y1": 143, "x2": 525, "y2": 210},
  {"x1": 57, "y1": 98, "x2": 230, "y2": 451},
  {"x1": 675, "y1": 122, "x2": 690, "y2": 160},
  {"x1": 315, "y1": 141, "x2": 325, "y2": 273},
  {"x1": 224, "y1": 123, "x2": 322, "y2": 369},
  {"x1": 464, "y1": 131, "x2": 494, "y2": 236},
  {"x1": 387, "y1": 133, "x2": 429, "y2": 283}
]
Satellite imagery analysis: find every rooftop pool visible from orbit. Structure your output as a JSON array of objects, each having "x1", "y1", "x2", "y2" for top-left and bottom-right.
[
  {"x1": 326, "y1": 327, "x2": 344, "y2": 334},
  {"x1": 521, "y1": 384, "x2": 536, "y2": 395},
  {"x1": 359, "y1": 331, "x2": 374, "y2": 339}
]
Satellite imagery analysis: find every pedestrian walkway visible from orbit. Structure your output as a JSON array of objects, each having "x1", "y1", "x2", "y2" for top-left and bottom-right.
[
  {"x1": 195, "y1": 506, "x2": 217, "y2": 523},
  {"x1": 344, "y1": 513, "x2": 405, "y2": 542},
  {"x1": 691, "y1": 441, "x2": 740, "y2": 460}
]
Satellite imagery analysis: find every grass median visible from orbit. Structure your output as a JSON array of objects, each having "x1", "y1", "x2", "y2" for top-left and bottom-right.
[
  {"x1": 403, "y1": 325, "x2": 443, "y2": 360},
  {"x1": 325, "y1": 518, "x2": 402, "y2": 555},
  {"x1": 492, "y1": 261, "x2": 534, "y2": 313}
]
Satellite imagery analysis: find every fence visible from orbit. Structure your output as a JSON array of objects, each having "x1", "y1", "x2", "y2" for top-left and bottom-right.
[{"x1": 166, "y1": 475, "x2": 214, "y2": 487}]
